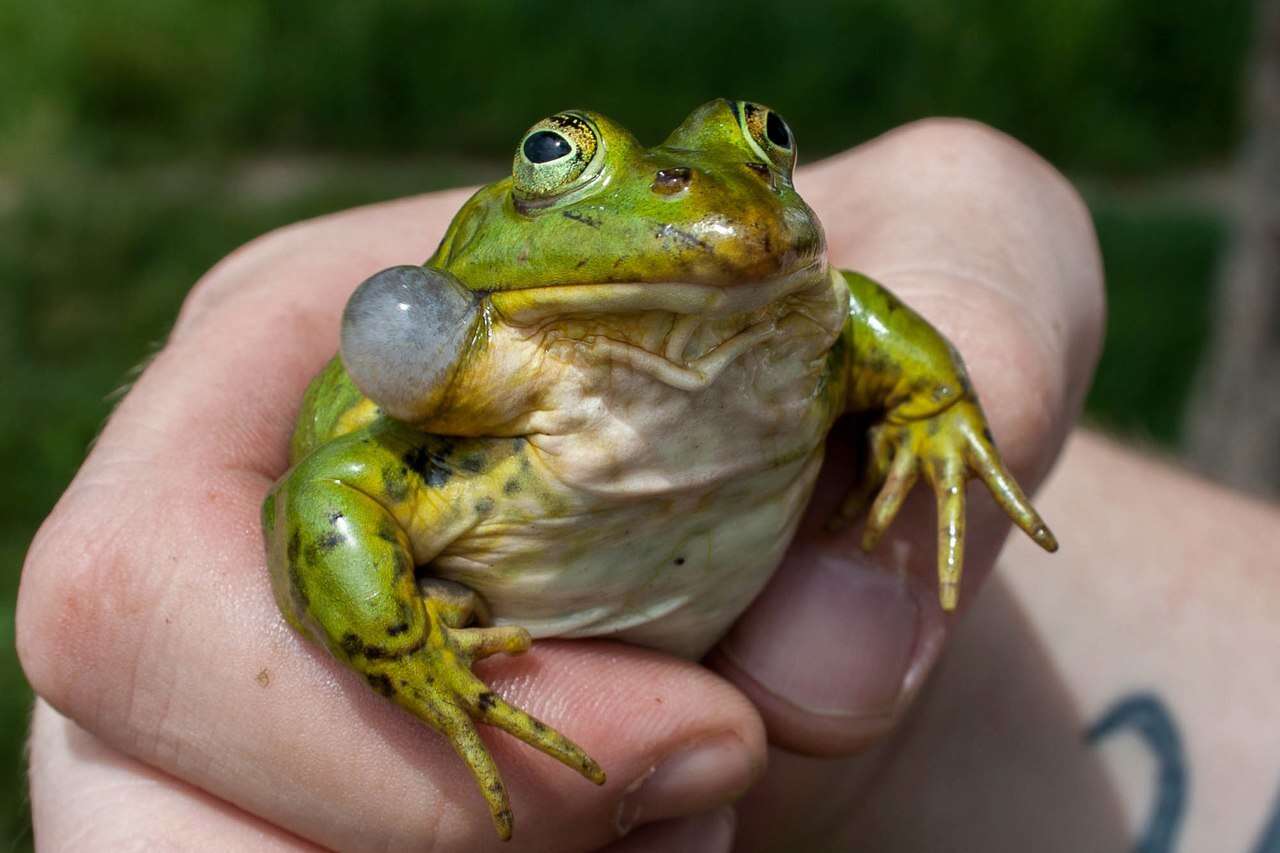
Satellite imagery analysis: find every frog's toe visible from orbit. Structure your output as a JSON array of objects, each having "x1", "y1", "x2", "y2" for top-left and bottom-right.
[
  {"x1": 854, "y1": 399, "x2": 1055, "y2": 611},
  {"x1": 830, "y1": 424, "x2": 894, "y2": 531},
  {"x1": 390, "y1": 633, "x2": 603, "y2": 839},
  {"x1": 452, "y1": 624, "x2": 532, "y2": 660},
  {"x1": 462, "y1": 682, "x2": 607, "y2": 785},
  {"x1": 860, "y1": 439, "x2": 920, "y2": 551},
  {"x1": 966, "y1": 433, "x2": 1058, "y2": 553}
]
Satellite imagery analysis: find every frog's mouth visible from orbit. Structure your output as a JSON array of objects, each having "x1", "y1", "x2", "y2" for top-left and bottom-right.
[
  {"x1": 486, "y1": 259, "x2": 826, "y2": 326},
  {"x1": 488, "y1": 259, "x2": 831, "y2": 392}
]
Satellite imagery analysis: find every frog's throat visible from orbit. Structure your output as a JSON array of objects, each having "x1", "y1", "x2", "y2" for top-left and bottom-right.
[{"x1": 485, "y1": 259, "x2": 828, "y2": 326}]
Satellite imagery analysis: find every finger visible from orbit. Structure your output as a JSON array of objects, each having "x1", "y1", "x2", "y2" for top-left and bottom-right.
[
  {"x1": 967, "y1": 433, "x2": 1058, "y2": 552},
  {"x1": 712, "y1": 119, "x2": 1104, "y2": 761},
  {"x1": 731, "y1": 578, "x2": 1132, "y2": 852},
  {"x1": 923, "y1": 455, "x2": 967, "y2": 610},
  {"x1": 601, "y1": 807, "x2": 736, "y2": 853},
  {"x1": 859, "y1": 442, "x2": 919, "y2": 551},
  {"x1": 16, "y1": 187, "x2": 766, "y2": 851},
  {"x1": 28, "y1": 700, "x2": 323, "y2": 852}
]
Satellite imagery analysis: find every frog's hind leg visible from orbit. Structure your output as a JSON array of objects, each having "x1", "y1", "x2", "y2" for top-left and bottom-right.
[{"x1": 263, "y1": 450, "x2": 603, "y2": 840}]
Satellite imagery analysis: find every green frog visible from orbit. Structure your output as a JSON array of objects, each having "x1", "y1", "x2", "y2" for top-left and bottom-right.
[{"x1": 261, "y1": 100, "x2": 1056, "y2": 839}]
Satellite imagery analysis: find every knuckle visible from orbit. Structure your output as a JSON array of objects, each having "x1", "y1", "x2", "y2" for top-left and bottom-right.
[
  {"x1": 171, "y1": 219, "x2": 317, "y2": 339},
  {"x1": 17, "y1": 490, "x2": 150, "y2": 727}
]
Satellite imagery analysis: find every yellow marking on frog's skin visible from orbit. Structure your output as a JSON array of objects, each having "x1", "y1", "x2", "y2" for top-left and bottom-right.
[
  {"x1": 266, "y1": 100, "x2": 1056, "y2": 838},
  {"x1": 333, "y1": 397, "x2": 380, "y2": 437}
]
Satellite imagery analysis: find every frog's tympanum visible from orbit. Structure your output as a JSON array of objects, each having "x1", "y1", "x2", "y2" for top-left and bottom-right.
[{"x1": 262, "y1": 100, "x2": 1057, "y2": 839}]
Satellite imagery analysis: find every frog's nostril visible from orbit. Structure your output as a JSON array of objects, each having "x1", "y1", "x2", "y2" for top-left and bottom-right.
[{"x1": 652, "y1": 167, "x2": 692, "y2": 195}]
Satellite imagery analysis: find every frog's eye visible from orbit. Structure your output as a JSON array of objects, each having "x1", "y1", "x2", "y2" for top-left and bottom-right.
[
  {"x1": 737, "y1": 102, "x2": 796, "y2": 179},
  {"x1": 512, "y1": 113, "x2": 603, "y2": 201}
]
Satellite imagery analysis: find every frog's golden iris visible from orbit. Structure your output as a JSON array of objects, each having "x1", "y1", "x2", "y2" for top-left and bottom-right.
[{"x1": 263, "y1": 99, "x2": 1057, "y2": 840}]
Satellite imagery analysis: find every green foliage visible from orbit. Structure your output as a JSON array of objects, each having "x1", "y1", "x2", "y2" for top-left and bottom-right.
[
  {"x1": 1085, "y1": 199, "x2": 1222, "y2": 443},
  {"x1": 0, "y1": 0, "x2": 1252, "y2": 173}
]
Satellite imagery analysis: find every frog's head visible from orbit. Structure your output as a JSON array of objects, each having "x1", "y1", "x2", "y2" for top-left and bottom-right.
[
  {"x1": 342, "y1": 100, "x2": 830, "y2": 426},
  {"x1": 432, "y1": 98, "x2": 824, "y2": 291}
]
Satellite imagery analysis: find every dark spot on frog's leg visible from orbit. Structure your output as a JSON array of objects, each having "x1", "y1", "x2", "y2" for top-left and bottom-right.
[
  {"x1": 327, "y1": 511, "x2": 344, "y2": 525},
  {"x1": 317, "y1": 531, "x2": 343, "y2": 551},
  {"x1": 674, "y1": 556, "x2": 685, "y2": 566},
  {"x1": 381, "y1": 464, "x2": 410, "y2": 503},
  {"x1": 287, "y1": 558, "x2": 310, "y2": 610},
  {"x1": 366, "y1": 672, "x2": 396, "y2": 697},
  {"x1": 392, "y1": 549, "x2": 413, "y2": 579},
  {"x1": 982, "y1": 426, "x2": 996, "y2": 446},
  {"x1": 287, "y1": 530, "x2": 302, "y2": 566},
  {"x1": 503, "y1": 477, "x2": 521, "y2": 495},
  {"x1": 477, "y1": 691, "x2": 498, "y2": 713},
  {"x1": 532, "y1": 719, "x2": 546, "y2": 732},
  {"x1": 460, "y1": 453, "x2": 486, "y2": 474},
  {"x1": 397, "y1": 599, "x2": 416, "y2": 627},
  {"x1": 340, "y1": 633, "x2": 363, "y2": 657},
  {"x1": 376, "y1": 522, "x2": 399, "y2": 546},
  {"x1": 403, "y1": 445, "x2": 432, "y2": 477},
  {"x1": 362, "y1": 643, "x2": 391, "y2": 660},
  {"x1": 475, "y1": 497, "x2": 495, "y2": 515}
]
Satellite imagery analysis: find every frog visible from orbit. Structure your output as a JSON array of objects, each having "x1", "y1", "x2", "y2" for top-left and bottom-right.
[{"x1": 261, "y1": 99, "x2": 1057, "y2": 840}]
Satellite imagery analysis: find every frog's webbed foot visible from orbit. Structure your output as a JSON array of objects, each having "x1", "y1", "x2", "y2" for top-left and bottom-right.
[
  {"x1": 384, "y1": 581, "x2": 606, "y2": 840},
  {"x1": 833, "y1": 399, "x2": 1057, "y2": 610}
]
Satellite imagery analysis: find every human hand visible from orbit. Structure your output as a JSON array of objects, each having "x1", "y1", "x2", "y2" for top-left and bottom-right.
[{"x1": 18, "y1": 118, "x2": 1102, "y2": 851}]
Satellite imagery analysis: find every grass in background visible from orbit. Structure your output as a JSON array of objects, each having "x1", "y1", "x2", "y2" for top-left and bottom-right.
[{"x1": 1085, "y1": 200, "x2": 1223, "y2": 444}]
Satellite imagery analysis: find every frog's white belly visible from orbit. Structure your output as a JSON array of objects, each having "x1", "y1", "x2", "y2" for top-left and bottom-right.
[
  {"x1": 431, "y1": 277, "x2": 845, "y2": 658},
  {"x1": 434, "y1": 447, "x2": 823, "y2": 659},
  {"x1": 432, "y1": 326, "x2": 835, "y2": 658}
]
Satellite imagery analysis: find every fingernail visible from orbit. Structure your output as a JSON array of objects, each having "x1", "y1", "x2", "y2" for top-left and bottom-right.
[
  {"x1": 615, "y1": 734, "x2": 755, "y2": 835},
  {"x1": 609, "y1": 807, "x2": 737, "y2": 853},
  {"x1": 721, "y1": 551, "x2": 932, "y2": 722}
]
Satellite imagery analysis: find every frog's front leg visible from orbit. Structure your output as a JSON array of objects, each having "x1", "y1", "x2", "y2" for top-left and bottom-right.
[
  {"x1": 262, "y1": 425, "x2": 604, "y2": 840},
  {"x1": 833, "y1": 269, "x2": 1057, "y2": 609}
]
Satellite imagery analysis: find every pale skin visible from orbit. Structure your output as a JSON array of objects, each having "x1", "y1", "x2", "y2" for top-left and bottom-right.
[{"x1": 18, "y1": 117, "x2": 1162, "y2": 851}]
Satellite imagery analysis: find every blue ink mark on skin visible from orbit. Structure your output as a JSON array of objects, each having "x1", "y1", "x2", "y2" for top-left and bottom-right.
[
  {"x1": 1086, "y1": 692, "x2": 1186, "y2": 853},
  {"x1": 1251, "y1": 785, "x2": 1280, "y2": 853}
]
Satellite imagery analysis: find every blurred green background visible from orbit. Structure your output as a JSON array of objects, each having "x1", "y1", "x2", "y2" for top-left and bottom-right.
[{"x1": 0, "y1": 0, "x2": 1253, "y2": 845}]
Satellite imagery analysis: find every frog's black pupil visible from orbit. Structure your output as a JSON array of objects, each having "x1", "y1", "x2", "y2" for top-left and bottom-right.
[
  {"x1": 523, "y1": 131, "x2": 571, "y2": 164},
  {"x1": 765, "y1": 111, "x2": 791, "y2": 149}
]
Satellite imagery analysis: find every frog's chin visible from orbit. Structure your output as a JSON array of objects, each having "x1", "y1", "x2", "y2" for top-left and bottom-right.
[{"x1": 485, "y1": 259, "x2": 828, "y2": 326}]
